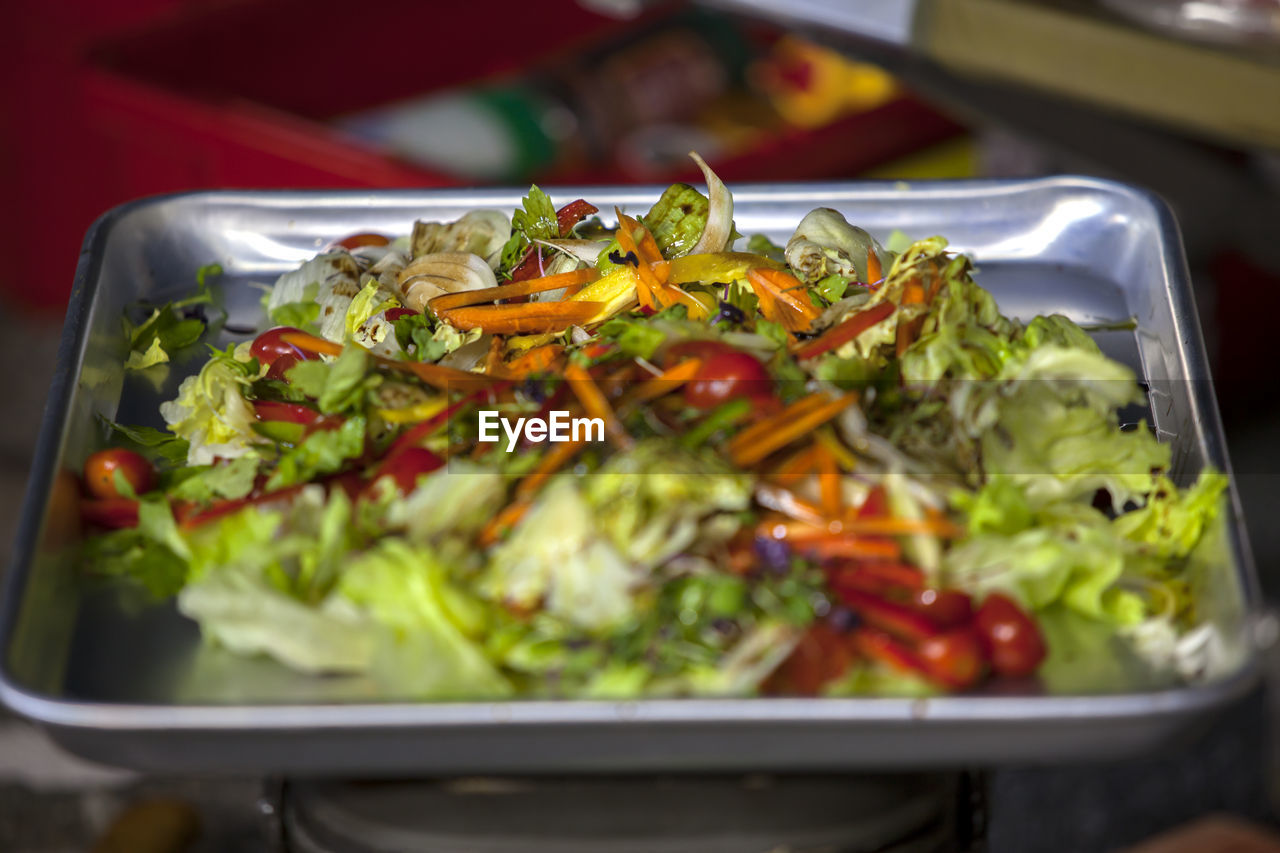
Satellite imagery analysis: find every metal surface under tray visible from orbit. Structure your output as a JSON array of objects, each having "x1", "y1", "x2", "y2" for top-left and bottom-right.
[{"x1": 0, "y1": 178, "x2": 1261, "y2": 774}]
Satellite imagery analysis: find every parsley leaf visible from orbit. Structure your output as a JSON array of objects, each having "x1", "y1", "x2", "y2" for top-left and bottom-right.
[
  {"x1": 99, "y1": 417, "x2": 190, "y2": 466},
  {"x1": 746, "y1": 234, "x2": 785, "y2": 263},
  {"x1": 499, "y1": 185, "x2": 559, "y2": 275},
  {"x1": 266, "y1": 416, "x2": 366, "y2": 490},
  {"x1": 598, "y1": 316, "x2": 667, "y2": 360},
  {"x1": 169, "y1": 456, "x2": 260, "y2": 503},
  {"x1": 285, "y1": 346, "x2": 370, "y2": 414}
]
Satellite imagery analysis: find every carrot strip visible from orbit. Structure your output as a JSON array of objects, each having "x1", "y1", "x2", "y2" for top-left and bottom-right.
[
  {"x1": 516, "y1": 438, "x2": 586, "y2": 500},
  {"x1": 429, "y1": 268, "x2": 600, "y2": 314},
  {"x1": 817, "y1": 445, "x2": 842, "y2": 517},
  {"x1": 666, "y1": 284, "x2": 710, "y2": 320},
  {"x1": 504, "y1": 344, "x2": 565, "y2": 376},
  {"x1": 731, "y1": 394, "x2": 832, "y2": 452},
  {"x1": 440, "y1": 301, "x2": 603, "y2": 334},
  {"x1": 866, "y1": 248, "x2": 883, "y2": 285},
  {"x1": 650, "y1": 260, "x2": 671, "y2": 285},
  {"x1": 614, "y1": 209, "x2": 667, "y2": 302},
  {"x1": 564, "y1": 362, "x2": 631, "y2": 449},
  {"x1": 280, "y1": 331, "x2": 343, "y2": 358},
  {"x1": 280, "y1": 331, "x2": 492, "y2": 391},
  {"x1": 730, "y1": 394, "x2": 857, "y2": 467},
  {"x1": 792, "y1": 301, "x2": 895, "y2": 360},
  {"x1": 769, "y1": 443, "x2": 822, "y2": 487},
  {"x1": 620, "y1": 357, "x2": 703, "y2": 408},
  {"x1": 478, "y1": 500, "x2": 530, "y2": 547}
]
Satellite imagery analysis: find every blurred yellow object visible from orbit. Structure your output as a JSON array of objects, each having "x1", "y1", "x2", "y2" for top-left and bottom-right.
[
  {"x1": 860, "y1": 137, "x2": 978, "y2": 180},
  {"x1": 754, "y1": 36, "x2": 899, "y2": 129}
]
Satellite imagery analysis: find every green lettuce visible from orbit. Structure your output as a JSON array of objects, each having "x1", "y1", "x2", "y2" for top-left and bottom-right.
[
  {"x1": 266, "y1": 415, "x2": 366, "y2": 490},
  {"x1": 285, "y1": 345, "x2": 373, "y2": 414},
  {"x1": 169, "y1": 455, "x2": 259, "y2": 503},
  {"x1": 338, "y1": 539, "x2": 512, "y2": 698},
  {"x1": 159, "y1": 343, "x2": 263, "y2": 465}
]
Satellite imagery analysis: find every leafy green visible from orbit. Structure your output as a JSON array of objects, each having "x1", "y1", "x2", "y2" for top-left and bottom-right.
[
  {"x1": 169, "y1": 456, "x2": 260, "y2": 503},
  {"x1": 813, "y1": 274, "x2": 853, "y2": 304},
  {"x1": 597, "y1": 316, "x2": 667, "y2": 360},
  {"x1": 643, "y1": 183, "x2": 709, "y2": 257},
  {"x1": 499, "y1": 185, "x2": 559, "y2": 274},
  {"x1": 100, "y1": 418, "x2": 189, "y2": 465},
  {"x1": 746, "y1": 233, "x2": 785, "y2": 263},
  {"x1": 339, "y1": 540, "x2": 512, "y2": 698},
  {"x1": 159, "y1": 343, "x2": 261, "y2": 465},
  {"x1": 285, "y1": 345, "x2": 371, "y2": 414},
  {"x1": 268, "y1": 281, "x2": 321, "y2": 331},
  {"x1": 1114, "y1": 470, "x2": 1228, "y2": 560},
  {"x1": 266, "y1": 416, "x2": 366, "y2": 490}
]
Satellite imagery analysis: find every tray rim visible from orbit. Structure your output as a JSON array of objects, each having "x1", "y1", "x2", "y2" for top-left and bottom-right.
[{"x1": 0, "y1": 176, "x2": 1262, "y2": 741}]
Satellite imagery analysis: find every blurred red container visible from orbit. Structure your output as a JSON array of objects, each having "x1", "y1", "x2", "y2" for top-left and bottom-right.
[{"x1": 3, "y1": 0, "x2": 960, "y2": 310}]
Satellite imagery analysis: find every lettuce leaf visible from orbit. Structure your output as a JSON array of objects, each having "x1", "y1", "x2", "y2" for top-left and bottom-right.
[
  {"x1": 159, "y1": 343, "x2": 263, "y2": 465},
  {"x1": 265, "y1": 415, "x2": 365, "y2": 490},
  {"x1": 338, "y1": 540, "x2": 512, "y2": 698},
  {"x1": 285, "y1": 345, "x2": 372, "y2": 414},
  {"x1": 169, "y1": 455, "x2": 259, "y2": 503}
]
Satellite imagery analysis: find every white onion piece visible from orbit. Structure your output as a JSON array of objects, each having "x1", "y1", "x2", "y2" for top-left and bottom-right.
[
  {"x1": 534, "y1": 238, "x2": 609, "y2": 264},
  {"x1": 687, "y1": 151, "x2": 733, "y2": 255}
]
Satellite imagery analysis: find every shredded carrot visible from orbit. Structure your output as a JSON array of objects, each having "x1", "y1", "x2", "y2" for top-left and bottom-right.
[
  {"x1": 666, "y1": 284, "x2": 710, "y2": 320},
  {"x1": 817, "y1": 445, "x2": 842, "y2": 517},
  {"x1": 792, "y1": 301, "x2": 895, "y2": 360},
  {"x1": 280, "y1": 331, "x2": 343, "y2": 358},
  {"x1": 866, "y1": 248, "x2": 883, "y2": 285},
  {"x1": 614, "y1": 209, "x2": 668, "y2": 303},
  {"x1": 516, "y1": 438, "x2": 586, "y2": 500},
  {"x1": 769, "y1": 443, "x2": 821, "y2": 485},
  {"x1": 815, "y1": 427, "x2": 857, "y2": 472},
  {"x1": 478, "y1": 500, "x2": 530, "y2": 547},
  {"x1": 730, "y1": 394, "x2": 856, "y2": 467},
  {"x1": 429, "y1": 268, "x2": 600, "y2": 314},
  {"x1": 483, "y1": 335, "x2": 505, "y2": 376},
  {"x1": 439, "y1": 301, "x2": 603, "y2": 334},
  {"x1": 564, "y1": 362, "x2": 631, "y2": 449},
  {"x1": 731, "y1": 394, "x2": 832, "y2": 452},
  {"x1": 650, "y1": 260, "x2": 671, "y2": 285},
  {"x1": 504, "y1": 344, "x2": 564, "y2": 376},
  {"x1": 280, "y1": 332, "x2": 491, "y2": 391},
  {"x1": 621, "y1": 357, "x2": 703, "y2": 408}
]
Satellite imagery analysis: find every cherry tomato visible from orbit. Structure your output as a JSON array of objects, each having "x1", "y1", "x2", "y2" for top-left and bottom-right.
[
  {"x1": 680, "y1": 348, "x2": 773, "y2": 410},
  {"x1": 764, "y1": 623, "x2": 854, "y2": 695},
  {"x1": 910, "y1": 588, "x2": 974, "y2": 630},
  {"x1": 916, "y1": 628, "x2": 985, "y2": 690},
  {"x1": 368, "y1": 448, "x2": 445, "y2": 495},
  {"x1": 83, "y1": 449, "x2": 155, "y2": 499},
  {"x1": 385, "y1": 307, "x2": 417, "y2": 323},
  {"x1": 80, "y1": 497, "x2": 140, "y2": 528},
  {"x1": 974, "y1": 593, "x2": 1047, "y2": 678},
  {"x1": 664, "y1": 339, "x2": 736, "y2": 365},
  {"x1": 334, "y1": 232, "x2": 390, "y2": 250},
  {"x1": 250, "y1": 327, "x2": 322, "y2": 369}
]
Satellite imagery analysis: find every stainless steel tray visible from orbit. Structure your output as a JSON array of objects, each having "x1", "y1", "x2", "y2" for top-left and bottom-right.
[{"x1": 0, "y1": 178, "x2": 1261, "y2": 774}]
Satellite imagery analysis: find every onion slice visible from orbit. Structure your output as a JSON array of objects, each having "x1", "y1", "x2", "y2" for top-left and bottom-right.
[{"x1": 687, "y1": 151, "x2": 733, "y2": 255}]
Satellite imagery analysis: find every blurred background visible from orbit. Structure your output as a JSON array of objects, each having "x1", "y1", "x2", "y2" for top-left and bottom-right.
[{"x1": 2, "y1": 0, "x2": 1279, "y2": 850}]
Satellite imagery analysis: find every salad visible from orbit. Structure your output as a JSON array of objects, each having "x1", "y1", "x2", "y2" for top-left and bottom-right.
[{"x1": 81, "y1": 155, "x2": 1231, "y2": 699}]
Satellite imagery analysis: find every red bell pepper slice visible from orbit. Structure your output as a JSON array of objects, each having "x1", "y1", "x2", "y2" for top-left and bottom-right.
[
  {"x1": 556, "y1": 199, "x2": 599, "y2": 236},
  {"x1": 839, "y1": 589, "x2": 941, "y2": 643}
]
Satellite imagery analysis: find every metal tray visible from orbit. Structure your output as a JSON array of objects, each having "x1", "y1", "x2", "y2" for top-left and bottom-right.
[{"x1": 0, "y1": 178, "x2": 1262, "y2": 774}]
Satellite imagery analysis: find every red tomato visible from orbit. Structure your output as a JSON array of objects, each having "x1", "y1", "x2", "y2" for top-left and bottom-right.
[
  {"x1": 664, "y1": 339, "x2": 736, "y2": 365},
  {"x1": 916, "y1": 629, "x2": 985, "y2": 690},
  {"x1": 910, "y1": 588, "x2": 974, "y2": 630},
  {"x1": 80, "y1": 497, "x2": 140, "y2": 528},
  {"x1": 251, "y1": 327, "x2": 322, "y2": 369},
  {"x1": 83, "y1": 449, "x2": 155, "y2": 499},
  {"x1": 368, "y1": 448, "x2": 445, "y2": 495},
  {"x1": 335, "y1": 232, "x2": 390, "y2": 250},
  {"x1": 764, "y1": 623, "x2": 854, "y2": 695},
  {"x1": 385, "y1": 307, "x2": 417, "y2": 323},
  {"x1": 974, "y1": 593, "x2": 1047, "y2": 678},
  {"x1": 672, "y1": 345, "x2": 772, "y2": 410}
]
